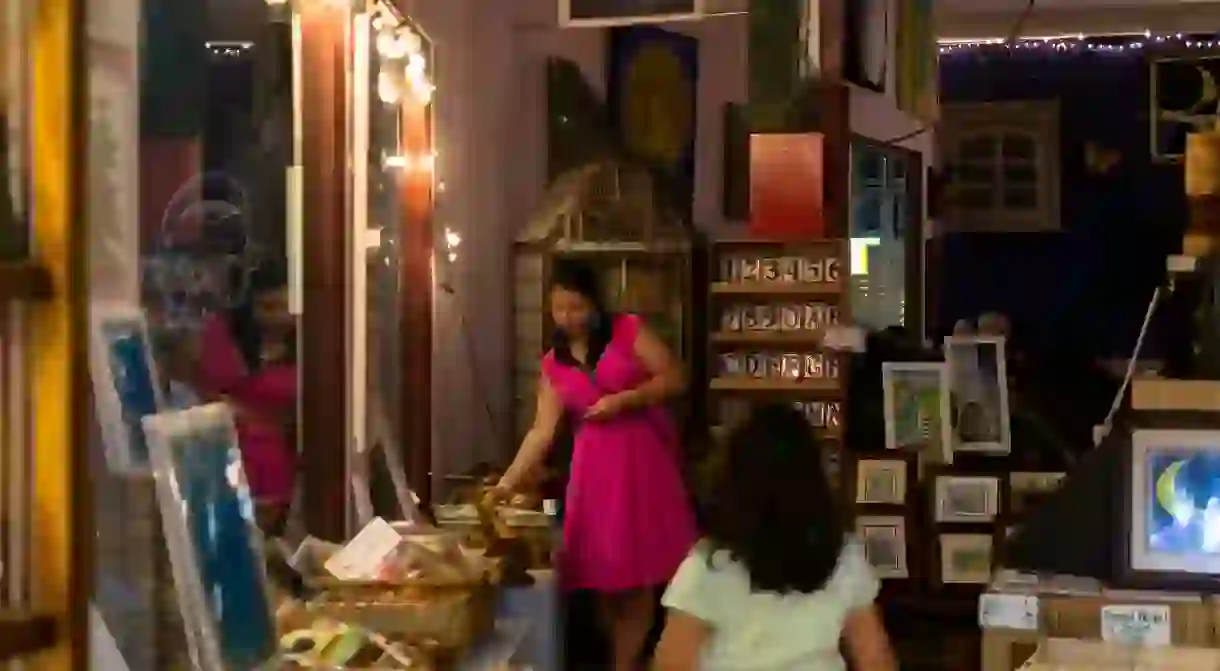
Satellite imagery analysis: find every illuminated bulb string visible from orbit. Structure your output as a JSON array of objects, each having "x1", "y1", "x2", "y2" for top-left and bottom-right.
[{"x1": 940, "y1": 32, "x2": 1220, "y2": 56}]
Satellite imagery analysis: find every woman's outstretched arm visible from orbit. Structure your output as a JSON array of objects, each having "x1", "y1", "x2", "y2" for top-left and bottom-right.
[{"x1": 499, "y1": 374, "x2": 563, "y2": 492}]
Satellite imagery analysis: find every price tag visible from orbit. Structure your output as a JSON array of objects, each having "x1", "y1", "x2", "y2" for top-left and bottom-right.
[
  {"x1": 1100, "y1": 604, "x2": 1171, "y2": 647},
  {"x1": 324, "y1": 517, "x2": 401, "y2": 580},
  {"x1": 978, "y1": 593, "x2": 1039, "y2": 631}
]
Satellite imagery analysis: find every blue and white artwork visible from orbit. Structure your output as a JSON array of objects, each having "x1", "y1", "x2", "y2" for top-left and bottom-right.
[
  {"x1": 145, "y1": 404, "x2": 277, "y2": 671},
  {"x1": 90, "y1": 305, "x2": 165, "y2": 472}
]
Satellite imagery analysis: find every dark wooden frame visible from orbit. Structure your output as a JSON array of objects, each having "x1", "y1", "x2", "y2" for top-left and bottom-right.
[
  {"x1": 1114, "y1": 410, "x2": 1220, "y2": 592},
  {"x1": 856, "y1": 512, "x2": 914, "y2": 581},
  {"x1": 847, "y1": 451, "x2": 917, "y2": 512},
  {"x1": 843, "y1": 0, "x2": 889, "y2": 93},
  {"x1": 298, "y1": 3, "x2": 350, "y2": 542}
]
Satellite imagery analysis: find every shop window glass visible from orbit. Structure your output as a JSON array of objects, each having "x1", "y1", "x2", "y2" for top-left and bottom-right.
[
  {"x1": 849, "y1": 140, "x2": 913, "y2": 331},
  {"x1": 86, "y1": 0, "x2": 296, "y2": 666},
  {"x1": 1, "y1": 0, "x2": 30, "y2": 258}
]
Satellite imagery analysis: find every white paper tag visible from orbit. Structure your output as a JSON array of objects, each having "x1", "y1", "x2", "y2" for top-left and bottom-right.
[
  {"x1": 1101, "y1": 604, "x2": 1171, "y2": 647},
  {"x1": 978, "y1": 593, "x2": 1039, "y2": 630},
  {"x1": 324, "y1": 517, "x2": 401, "y2": 580},
  {"x1": 542, "y1": 499, "x2": 558, "y2": 516}
]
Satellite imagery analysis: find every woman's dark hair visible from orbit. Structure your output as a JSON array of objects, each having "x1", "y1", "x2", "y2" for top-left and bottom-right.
[
  {"x1": 549, "y1": 259, "x2": 614, "y2": 369},
  {"x1": 702, "y1": 403, "x2": 845, "y2": 594},
  {"x1": 228, "y1": 262, "x2": 289, "y2": 372}
]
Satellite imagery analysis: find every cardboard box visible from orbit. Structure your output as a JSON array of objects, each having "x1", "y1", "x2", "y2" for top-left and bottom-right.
[
  {"x1": 982, "y1": 629, "x2": 1042, "y2": 671},
  {"x1": 1019, "y1": 637, "x2": 1220, "y2": 670},
  {"x1": 1043, "y1": 593, "x2": 1214, "y2": 648}
]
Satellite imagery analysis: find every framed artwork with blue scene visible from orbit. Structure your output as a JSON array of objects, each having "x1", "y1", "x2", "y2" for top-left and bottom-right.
[
  {"x1": 1120, "y1": 426, "x2": 1220, "y2": 591},
  {"x1": 607, "y1": 25, "x2": 698, "y2": 219},
  {"x1": 144, "y1": 404, "x2": 278, "y2": 671},
  {"x1": 89, "y1": 304, "x2": 166, "y2": 473}
]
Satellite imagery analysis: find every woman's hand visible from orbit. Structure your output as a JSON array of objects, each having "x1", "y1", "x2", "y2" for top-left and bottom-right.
[{"x1": 585, "y1": 392, "x2": 630, "y2": 421}]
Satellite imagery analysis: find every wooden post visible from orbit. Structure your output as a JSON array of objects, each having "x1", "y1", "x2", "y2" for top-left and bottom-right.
[
  {"x1": 299, "y1": 2, "x2": 350, "y2": 542},
  {"x1": 28, "y1": 0, "x2": 90, "y2": 666}
]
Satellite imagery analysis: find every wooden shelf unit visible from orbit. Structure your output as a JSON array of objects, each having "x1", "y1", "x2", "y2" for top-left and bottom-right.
[
  {"x1": 0, "y1": 612, "x2": 56, "y2": 661},
  {"x1": 706, "y1": 239, "x2": 849, "y2": 487},
  {"x1": 0, "y1": 261, "x2": 52, "y2": 301}
]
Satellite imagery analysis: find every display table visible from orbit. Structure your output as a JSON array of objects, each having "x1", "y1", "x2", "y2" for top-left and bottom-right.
[
  {"x1": 459, "y1": 619, "x2": 530, "y2": 671},
  {"x1": 495, "y1": 570, "x2": 559, "y2": 671},
  {"x1": 981, "y1": 573, "x2": 1220, "y2": 671}
]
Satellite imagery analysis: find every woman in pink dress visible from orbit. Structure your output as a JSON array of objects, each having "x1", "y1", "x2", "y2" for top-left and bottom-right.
[
  {"x1": 196, "y1": 265, "x2": 298, "y2": 534},
  {"x1": 496, "y1": 260, "x2": 697, "y2": 670}
]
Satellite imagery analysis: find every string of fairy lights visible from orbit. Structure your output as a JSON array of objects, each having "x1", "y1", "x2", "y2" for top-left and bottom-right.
[{"x1": 939, "y1": 32, "x2": 1220, "y2": 57}]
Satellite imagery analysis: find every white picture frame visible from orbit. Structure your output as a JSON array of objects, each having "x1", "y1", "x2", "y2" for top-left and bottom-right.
[
  {"x1": 559, "y1": 0, "x2": 703, "y2": 28},
  {"x1": 858, "y1": 516, "x2": 908, "y2": 579},
  {"x1": 944, "y1": 335, "x2": 1012, "y2": 455},
  {"x1": 881, "y1": 361, "x2": 953, "y2": 464},
  {"x1": 940, "y1": 533, "x2": 994, "y2": 584},
  {"x1": 934, "y1": 475, "x2": 1001, "y2": 523},
  {"x1": 89, "y1": 303, "x2": 166, "y2": 473},
  {"x1": 855, "y1": 459, "x2": 908, "y2": 505},
  {"x1": 144, "y1": 404, "x2": 278, "y2": 671}
]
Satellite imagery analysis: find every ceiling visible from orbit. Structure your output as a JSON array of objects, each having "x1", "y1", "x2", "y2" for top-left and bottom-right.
[{"x1": 936, "y1": 0, "x2": 1220, "y2": 40}]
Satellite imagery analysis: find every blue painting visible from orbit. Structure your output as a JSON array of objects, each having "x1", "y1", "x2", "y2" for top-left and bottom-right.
[
  {"x1": 97, "y1": 315, "x2": 162, "y2": 470},
  {"x1": 1146, "y1": 449, "x2": 1220, "y2": 557},
  {"x1": 152, "y1": 407, "x2": 276, "y2": 669}
]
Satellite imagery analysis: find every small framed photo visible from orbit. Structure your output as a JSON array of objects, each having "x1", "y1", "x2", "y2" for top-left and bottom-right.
[
  {"x1": 934, "y1": 475, "x2": 1001, "y2": 523},
  {"x1": 858, "y1": 516, "x2": 908, "y2": 579},
  {"x1": 944, "y1": 336, "x2": 1012, "y2": 455},
  {"x1": 1009, "y1": 471, "x2": 1065, "y2": 515},
  {"x1": 939, "y1": 533, "x2": 994, "y2": 584},
  {"x1": 854, "y1": 458, "x2": 910, "y2": 505},
  {"x1": 882, "y1": 362, "x2": 953, "y2": 464},
  {"x1": 89, "y1": 303, "x2": 166, "y2": 473}
]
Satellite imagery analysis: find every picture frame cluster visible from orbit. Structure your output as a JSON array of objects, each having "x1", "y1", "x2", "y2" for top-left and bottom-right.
[{"x1": 857, "y1": 334, "x2": 1068, "y2": 590}]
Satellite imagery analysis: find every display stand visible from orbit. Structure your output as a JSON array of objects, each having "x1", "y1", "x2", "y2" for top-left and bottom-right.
[{"x1": 513, "y1": 160, "x2": 698, "y2": 445}]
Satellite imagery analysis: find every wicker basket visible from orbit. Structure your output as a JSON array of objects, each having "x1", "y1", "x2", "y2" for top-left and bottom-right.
[{"x1": 308, "y1": 582, "x2": 496, "y2": 651}]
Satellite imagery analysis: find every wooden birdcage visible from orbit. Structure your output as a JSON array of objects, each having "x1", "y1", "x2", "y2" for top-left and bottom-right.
[{"x1": 512, "y1": 159, "x2": 697, "y2": 443}]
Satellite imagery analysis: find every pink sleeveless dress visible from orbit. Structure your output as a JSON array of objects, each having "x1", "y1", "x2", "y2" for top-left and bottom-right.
[
  {"x1": 197, "y1": 314, "x2": 298, "y2": 506},
  {"x1": 543, "y1": 314, "x2": 697, "y2": 591}
]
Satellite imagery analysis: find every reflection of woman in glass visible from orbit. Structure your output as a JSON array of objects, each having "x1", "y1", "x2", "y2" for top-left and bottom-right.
[
  {"x1": 494, "y1": 260, "x2": 696, "y2": 671},
  {"x1": 197, "y1": 263, "x2": 296, "y2": 534}
]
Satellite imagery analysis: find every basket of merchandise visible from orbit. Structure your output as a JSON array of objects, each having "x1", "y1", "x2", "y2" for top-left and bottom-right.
[
  {"x1": 434, "y1": 495, "x2": 554, "y2": 571},
  {"x1": 292, "y1": 522, "x2": 499, "y2": 651},
  {"x1": 278, "y1": 614, "x2": 447, "y2": 670}
]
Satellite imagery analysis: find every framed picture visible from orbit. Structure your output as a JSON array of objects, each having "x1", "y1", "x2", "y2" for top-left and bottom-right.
[
  {"x1": 89, "y1": 303, "x2": 166, "y2": 473},
  {"x1": 854, "y1": 458, "x2": 910, "y2": 505},
  {"x1": 1010, "y1": 471, "x2": 1065, "y2": 515},
  {"x1": 144, "y1": 404, "x2": 278, "y2": 671},
  {"x1": 1118, "y1": 419, "x2": 1220, "y2": 590},
  {"x1": 944, "y1": 336, "x2": 1012, "y2": 455},
  {"x1": 940, "y1": 533, "x2": 994, "y2": 584},
  {"x1": 844, "y1": 0, "x2": 889, "y2": 92},
  {"x1": 934, "y1": 475, "x2": 1001, "y2": 523},
  {"x1": 882, "y1": 361, "x2": 953, "y2": 463},
  {"x1": 858, "y1": 516, "x2": 909, "y2": 579}
]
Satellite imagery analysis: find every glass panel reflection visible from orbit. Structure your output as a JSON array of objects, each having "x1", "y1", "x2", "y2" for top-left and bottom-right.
[
  {"x1": 1, "y1": 0, "x2": 29, "y2": 258},
  {"x1": 87, "y1": 0, "x2": 297, "y2": 667}
]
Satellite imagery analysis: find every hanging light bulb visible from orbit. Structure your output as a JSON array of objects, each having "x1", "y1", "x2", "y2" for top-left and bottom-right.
[
  {"x1": 377, "y1": 70, "x2": 402, "y2": 104},
  {"x1": 445, "y1": 228, "x2": 461, "y2": 250},
  {"x1": 400, "y1": 28, "x2": 422, "y2": 56},
  {"x1": 376, "y1": 30, "x2": 409, "y2": 60}
]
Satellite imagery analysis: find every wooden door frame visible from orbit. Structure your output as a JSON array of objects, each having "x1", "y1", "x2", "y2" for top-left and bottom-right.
[{"x1": 299, "y1": 3, "x2": 436, "y2": 538}]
